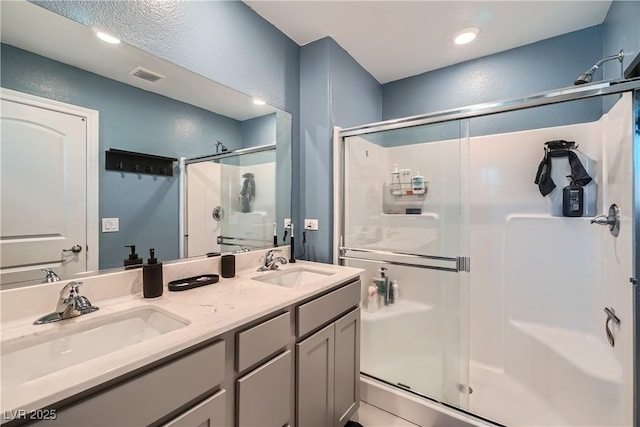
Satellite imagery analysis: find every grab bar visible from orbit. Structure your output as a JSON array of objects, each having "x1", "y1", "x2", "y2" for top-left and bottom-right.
[
  {"x1": 339, "y1": 249, "x2": 470, "y2": 272},
  {"x1": 339, "y1": 255, "x2": 460, "y2": 273},
  {"x1": 339, "y1": 247, "x2": 458, "y2": 262}
]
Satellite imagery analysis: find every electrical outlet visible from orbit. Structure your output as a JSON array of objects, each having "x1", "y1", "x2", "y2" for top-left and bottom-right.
[
  {"x1": 284, "y1": 218, "x2": 292, "y2": 229},
  {"x1": 304, "y1": 219, "x2": 319, "y2": 231}
]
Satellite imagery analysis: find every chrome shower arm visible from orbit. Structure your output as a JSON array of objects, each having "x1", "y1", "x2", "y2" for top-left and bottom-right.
[{"x1": 574, "y1": 50, "x2": 624, "y2": 85}]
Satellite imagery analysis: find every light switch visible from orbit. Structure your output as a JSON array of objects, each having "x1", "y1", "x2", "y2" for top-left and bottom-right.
[{"x1": 102, "y1": 217, "x2": 119, "y2": 232}]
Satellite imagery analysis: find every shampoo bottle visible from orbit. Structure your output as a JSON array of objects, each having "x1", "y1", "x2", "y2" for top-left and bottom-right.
[
  {"x1": 412, "y1": 172, "x2": 426, "y2": 195},
  {"x1": 143, "y1": 248, "x2": 163, "y2": 298},
  {"x1": 367, "y1": 282, "x2": 379, "y2": 313},
  {"x1": 391, "y1": 164, "x2": 402, "y2": 195},
  {"x1": 379, "y1": 267, "x2": 389, "y2": 305},
  {"x1": 562, "y1": 175, "x2": 584, "y2": 217},
  {"x1": 392, "y1": 280, "x2": 399, "y2": 302}
]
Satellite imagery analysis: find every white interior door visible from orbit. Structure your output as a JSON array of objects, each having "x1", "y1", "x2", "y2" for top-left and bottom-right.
[{"x1": 1, "y1": 97, "x2": 88, "y2": 284}]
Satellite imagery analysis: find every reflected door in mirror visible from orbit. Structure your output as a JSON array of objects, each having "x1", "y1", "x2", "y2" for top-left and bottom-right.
[{"x1": 0, "y1": 98, "x2": 87, "y2": 284}]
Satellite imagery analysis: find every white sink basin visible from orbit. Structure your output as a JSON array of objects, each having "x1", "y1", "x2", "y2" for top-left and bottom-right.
[
  {"x1": 1, "y1": 306, "x2": 189, "y2": 386},
  {"x1": 253, "y1": 267, "x2": 335, "y2": 288}
]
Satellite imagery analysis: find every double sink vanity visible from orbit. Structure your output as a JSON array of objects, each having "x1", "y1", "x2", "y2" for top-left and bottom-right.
[{"x1": 0, "y1": 248, "x2": 363, "y2": 427}]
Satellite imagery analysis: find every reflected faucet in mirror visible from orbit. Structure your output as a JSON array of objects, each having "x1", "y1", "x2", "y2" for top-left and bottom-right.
[{"x1": 41, "y1": 268, "x2": 60, "y2": 283}]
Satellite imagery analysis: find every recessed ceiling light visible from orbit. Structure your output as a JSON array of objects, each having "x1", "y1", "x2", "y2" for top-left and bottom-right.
[
  {"x1": 96, "y1": 31, "x2": 121, "y2": 44},
  {"x1": 453, "y1": 27, "x2": 480, "y2": 46},
  {"x1": 253, "y1": 99, "x2": 266, "y2": 106}
]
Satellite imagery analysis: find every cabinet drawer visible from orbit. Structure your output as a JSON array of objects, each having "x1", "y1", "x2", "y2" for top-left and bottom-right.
[
  {"x1": 45, "y1": 340, "x2": 225, "y2": 427},
  {"x1": 237, "y1": 350, "x2": 292, "y2": 427},
  {"x1": 164, "y1": 389, "x2": 226, "y2": 427},
  {"x1": 296, "y1": 280, "x2": 360, "y2": 338},
  {"x1": 237, "y1": 311, "x2": 290, "y2": 372}
]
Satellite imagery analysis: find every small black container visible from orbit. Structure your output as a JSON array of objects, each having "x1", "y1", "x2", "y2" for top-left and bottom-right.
[
  {"x1": 562, "y1": 175, "x2": 584, "y2": 217},
  {"x1": 221, "y1": 254, "x2": 235, "y2": 278},
  {"x1": 143, "y1": 248, "x2": 163, "y2": 298}
]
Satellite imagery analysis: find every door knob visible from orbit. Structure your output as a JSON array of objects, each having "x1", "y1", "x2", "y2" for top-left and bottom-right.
[{"x1": 63, "y1": 244, "x2": 83, "y2": 254}]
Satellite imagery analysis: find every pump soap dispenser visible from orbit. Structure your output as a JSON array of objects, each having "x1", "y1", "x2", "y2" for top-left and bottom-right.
[
  {"x1": 124, "y1": 245, "x2": 143, "y2": 269},
  {"x1": 143, "y1": 248, "x2": 163, "y2": 298}
]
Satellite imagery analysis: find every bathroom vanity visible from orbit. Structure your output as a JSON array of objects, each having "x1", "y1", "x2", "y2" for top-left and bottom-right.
[{"x1": 0, "y1": 249, "x2": 363, "y2": 427}]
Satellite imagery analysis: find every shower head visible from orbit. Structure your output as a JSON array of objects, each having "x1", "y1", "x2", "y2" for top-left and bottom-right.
[
  {"x1": 574, "y1": 50, "x2": 624, "y2": 85},
  {"x1": 214, "y1": 140, "x2": 228, "y2": 153}
]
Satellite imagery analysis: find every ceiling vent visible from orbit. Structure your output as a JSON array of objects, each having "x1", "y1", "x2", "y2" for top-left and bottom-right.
[{"x1": 129, "y1": 66, "x2": 164, "y2": 83}]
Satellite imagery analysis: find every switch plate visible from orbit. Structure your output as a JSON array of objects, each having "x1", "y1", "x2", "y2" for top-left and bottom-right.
[
  {"x1": 102, "y1": 217, "x2": 119, "y2": 232},
  {"x1": 284, "y1": 218, "x2": 292, "y2": 229},
  {"x1": 304, "y1": 219, "x2": 319, "y2": 231}
]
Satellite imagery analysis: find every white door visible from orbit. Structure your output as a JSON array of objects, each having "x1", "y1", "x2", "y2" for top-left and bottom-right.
[{"x1": 1, "y1": 98, "x2": 88, "y2": 284}]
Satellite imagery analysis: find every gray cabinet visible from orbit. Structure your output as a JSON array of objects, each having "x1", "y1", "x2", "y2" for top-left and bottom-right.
[
  {"x1": 333, "y1": 308, "x2": 360, "y2": 426},
  {"x1": 237, "y1": 350, "x2": 292, "y2": 427},
  {"x1": 37, "y1": 340, "x2": 226, "y2": 427},
  {"x1": 297, "y1": 323, "x2": 335, "y2": 427},
  {"x1": 164, "y1": 389, "x2": 226, "y2": 427},
  {"x1": 296, "y1": 306, "x2": 360, "y2": 427}
]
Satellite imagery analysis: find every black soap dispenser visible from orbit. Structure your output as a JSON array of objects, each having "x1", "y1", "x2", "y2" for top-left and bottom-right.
[
  {"x1": 562, "y1": 175, "x2": 584, "y2": 217},
  {"x1": 143, "y1": 248, "x2": 163, "y2": 298},
  {"x1": 124, "y1": 245, "x2": 143, "y2": 269}
]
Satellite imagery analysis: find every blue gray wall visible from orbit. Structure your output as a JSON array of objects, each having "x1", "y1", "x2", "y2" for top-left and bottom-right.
[
  {"x1": 382, "y1": 25, "x2": 604, "y2": 127},
  {"x1": 1, "y1": 44, "x2": 244, "y2": 268},
  {"x1": 603, "y1": 0, "x2": 640, "y2": 80},
  {"x1": 602, "y1": 0, "x2": 640, "y2": 111},
  {"x1": 300, "y1": 37, "x2": 382, "y2": 263},
  {"x1": 240, "y1": 113, "x2": 277, "y2": 149}
]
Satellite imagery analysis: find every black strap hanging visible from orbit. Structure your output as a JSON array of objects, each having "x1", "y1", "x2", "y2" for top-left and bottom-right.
[{"x1": 534, "y1": 140, "x2": 592, "y2": 196}]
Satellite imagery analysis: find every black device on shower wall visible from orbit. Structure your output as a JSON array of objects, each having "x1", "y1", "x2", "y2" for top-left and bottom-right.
[{"x1": 562, "y1": 175, "x2": 584, "y2": 217}]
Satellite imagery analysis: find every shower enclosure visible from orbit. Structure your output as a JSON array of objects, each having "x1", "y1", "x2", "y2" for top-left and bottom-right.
[
  {"x1": 336, "y1": 81, "x2": 640, "y2": 426},
  {"x1": 183, "y1": 144, "x2": 277, "y2": 256}
]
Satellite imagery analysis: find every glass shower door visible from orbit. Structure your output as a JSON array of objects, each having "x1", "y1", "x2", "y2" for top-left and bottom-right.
[
  {"x1": 340, "y1": 120, "x2": 470, "y2": 407},
  {"x1": 217, "y1": 149, "x2": 277, "y2": 251},
  {"x1": 185, "y1": 148, "x2": 277, "y2": 257}
]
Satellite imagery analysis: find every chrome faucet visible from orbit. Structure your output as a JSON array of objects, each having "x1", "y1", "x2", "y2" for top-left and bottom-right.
[
  {"x1": 34, "y1": 281, "x2": 99, "y2": 325},
  {"x1": 41, "y1": 268, "x2": 60, "y2": 283},
  {"x1": 257, "y1": 249, "x2": 288, "y2": 271}
]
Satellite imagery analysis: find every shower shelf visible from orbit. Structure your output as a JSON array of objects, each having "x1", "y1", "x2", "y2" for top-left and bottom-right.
[{"x1": 387, "y1": 182, "x2": 428, "y2": 199}]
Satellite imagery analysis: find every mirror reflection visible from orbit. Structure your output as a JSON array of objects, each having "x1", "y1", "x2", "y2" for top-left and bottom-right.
[
  {"x1": 0, "y1": 1, "x2": 291, "y2": 286},
  {"x1": 185, "y1": 144, "x2": 278, "y2": 257}
]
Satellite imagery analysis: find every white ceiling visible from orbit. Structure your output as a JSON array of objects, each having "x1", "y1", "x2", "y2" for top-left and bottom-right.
[
  {"x1": 0, "y1": 1, "x2": 278, "y2": 121},
  {"x1": 244, "y1": 0, "x2": 612, "y2": 84}
]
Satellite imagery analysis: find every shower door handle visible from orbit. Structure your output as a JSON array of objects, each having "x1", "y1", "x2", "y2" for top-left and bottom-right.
[{"x1": 604, "y1": 307, "x2": 621, "y2": 347}]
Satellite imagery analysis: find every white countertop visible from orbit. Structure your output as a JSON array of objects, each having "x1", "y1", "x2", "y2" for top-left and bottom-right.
[{"x1": 0, "y1": 253, "x2": 362, "y2": 417}]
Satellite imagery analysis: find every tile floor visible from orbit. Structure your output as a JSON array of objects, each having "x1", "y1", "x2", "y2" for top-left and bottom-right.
[{"x1": 352, "y1": 401, "x2": 420, "y2": 426}]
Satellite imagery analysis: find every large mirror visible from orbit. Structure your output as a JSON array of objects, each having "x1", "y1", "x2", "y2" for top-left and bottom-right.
[{"x1": 0, "y1": 1, "x2": 292, "y2": 286}]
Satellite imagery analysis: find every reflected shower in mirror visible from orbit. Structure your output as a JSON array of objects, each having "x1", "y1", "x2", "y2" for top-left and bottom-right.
[
  {"x1": 0, "y1": 1, "x2": 291, "y2": 286},
  {"x1": 185, "y1": 145, "x2": 278, "y2": 257}
]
